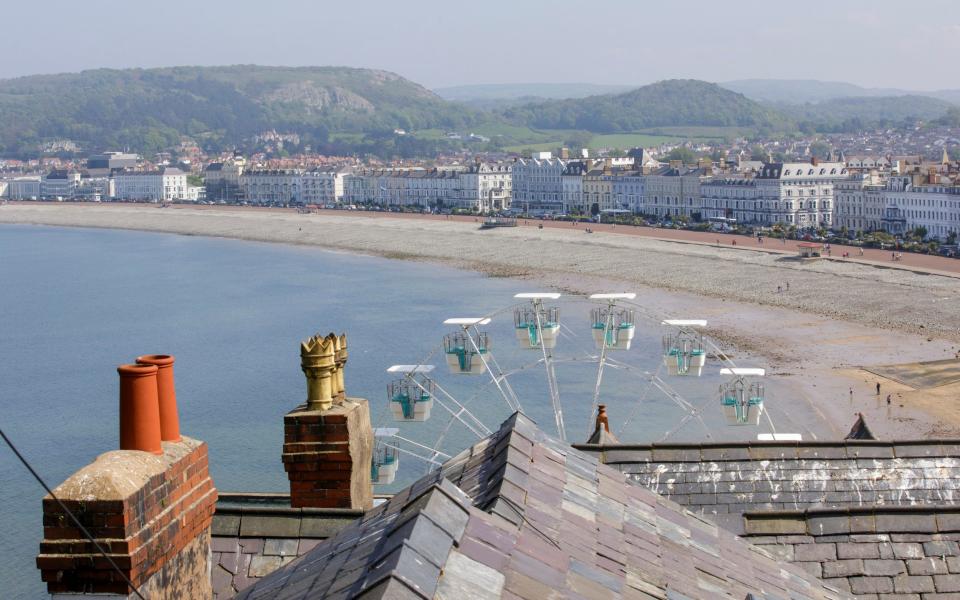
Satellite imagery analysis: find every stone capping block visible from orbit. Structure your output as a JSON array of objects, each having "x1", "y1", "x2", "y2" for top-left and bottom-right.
[
  {"x1": 743, "y1": 505, "x2": 960, "y2": 537},
  {"x1": 572, "y1": 438, "x2": 960, "y2": 463},
  {"x1": 214, "y1": 493, "x2": 367, "y2": 539},
  {"x1": 37, "y1": 437, "x2": 217, "y2": 595}
]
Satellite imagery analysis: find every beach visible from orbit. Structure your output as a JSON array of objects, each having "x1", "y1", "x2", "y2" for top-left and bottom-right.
[{"x1": 2, "y1": 202, "x2": 959, "y2": 439}]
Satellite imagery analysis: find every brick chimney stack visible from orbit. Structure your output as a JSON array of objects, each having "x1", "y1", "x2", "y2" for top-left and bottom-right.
[
  {"x1": 37, "y1": 355, "x2": 217, "y2": 598},
  {"x1": 282, "y1": 332, "x2": 374, "y2": 509}
]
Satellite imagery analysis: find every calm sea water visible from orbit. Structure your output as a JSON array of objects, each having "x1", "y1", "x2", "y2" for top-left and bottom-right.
[{"x1": 0, "y1": 224, "x2": 827, "y2": 598}]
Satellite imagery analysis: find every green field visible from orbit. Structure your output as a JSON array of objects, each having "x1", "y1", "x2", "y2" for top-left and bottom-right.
[
  {"x1": 587, "y1": 133, "x2": 678, "y2": 150},
  {"x1": 636, "y1": 126, "x2": 755, "y2": 139},
  {"x1": 503, "y1": 128, "x2": 743, "y2": 153}
]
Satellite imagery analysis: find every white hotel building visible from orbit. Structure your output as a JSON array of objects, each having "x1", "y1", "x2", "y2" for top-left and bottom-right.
[
  {"x1": 239, "y1": 169, "x2": 346, "y2": 205},
  {"x1": 511, "y1": 156, "x2": 569, "y2": 213},
  {"x1": 112, "y1": 167, "x2": 189, "y2": 202},
  {"x1": 341, "y1": 163, "x2": 511, "y2": 212},
  {"x1": 702, "y1": 161, "x2": 847, "y2": 227},
  {"x1": 875, "y1": 176, "x2": 960, "y2": 240}
]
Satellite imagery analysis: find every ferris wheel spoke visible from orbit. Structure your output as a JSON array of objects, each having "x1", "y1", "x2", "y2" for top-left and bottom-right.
[
  {"x1": 379, "y1": 441, "x2": 445, "y2": 467},
  {"x1": 533, "y1": 302, "x2": 564, "y2": 441},
  {"x1": 617, "y1": 361, "x2": 664, "y2": 437},
  {"x1": 462, "y1": 324, "x2": 522, "y2": 414},
  {"x1": 391, "y1": 434, "x2": 451, "y2": 460},
  {"x1": 428, "y1": 379, "x2": 493, "y2": 437}
]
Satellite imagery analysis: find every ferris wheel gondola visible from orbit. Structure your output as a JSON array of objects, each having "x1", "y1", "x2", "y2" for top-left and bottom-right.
[
  {"x1": 371, "y1": 428, "x2": 399, "y2": 485},
  {"x1": 719, "y1": 367, "x2": 766, "y2": 426},
  {"x1": 387, "y1": 365, "x2": 435, "y2": 422},
  {"x1": 661, "y1": 319, "x2": 708, "y2": 377},
  {"x1": 442, "y1": 318, "x2": 491, "y2": 375}
]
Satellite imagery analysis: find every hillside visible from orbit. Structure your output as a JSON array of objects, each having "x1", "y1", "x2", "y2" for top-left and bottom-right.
[
  {"x1": 783, "y1": 95, "x2": 955, "y2": 130},
  {"x1": 0, "y1": 65, "x2": 484, "y2": 156},
  {"x1": 723, "y1": 78, "x2": 960, "y2": 106},
  {"x1": 501, "y1": 80, "x2": 791, "y2": 133},
  {"x1": 434, "y1": 82, "x2": 635, "y2": 108}
]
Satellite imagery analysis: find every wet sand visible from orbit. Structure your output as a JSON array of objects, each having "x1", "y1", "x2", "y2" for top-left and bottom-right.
[{"x1": 2, "y1": 202, "x2": 958, "y2": 438}]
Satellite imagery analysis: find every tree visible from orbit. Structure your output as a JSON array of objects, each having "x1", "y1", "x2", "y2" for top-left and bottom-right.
[
  {"x1": 809, "y1": 141, "x2": 831, "y2": 160},
  {"x1": 665, "y1": 147, "x2": 696, "y2": 164},
  {"x1": 749, "y1": 145, "x2": 767, "y2": 161}
]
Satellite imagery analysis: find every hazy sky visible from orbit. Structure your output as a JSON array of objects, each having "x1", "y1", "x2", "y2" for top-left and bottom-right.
[{"x1": 2, "y1": 0, "x2": 959, "y2": 90}]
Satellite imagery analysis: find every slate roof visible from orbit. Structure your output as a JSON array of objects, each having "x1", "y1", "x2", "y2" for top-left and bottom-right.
[
  {"x1": 235, "y1": 413, "x2": 850, "y2": 599},
  {"x1": 844, "y1": 413, "x2": 876, "y2": 440}
]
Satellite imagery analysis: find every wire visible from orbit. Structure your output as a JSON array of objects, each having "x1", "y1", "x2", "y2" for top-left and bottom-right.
[{"x1": 0, "y1": 427, "x2": 148, "y2": 600}]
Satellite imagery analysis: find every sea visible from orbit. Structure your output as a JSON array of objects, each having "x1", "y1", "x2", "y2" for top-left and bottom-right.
[{"x1": 0, "y1": 224, "x2": 828, "y2": 598}]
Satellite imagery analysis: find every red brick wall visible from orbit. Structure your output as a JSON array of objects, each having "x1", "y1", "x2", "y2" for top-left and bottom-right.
[
  {"x1": 282, "y1": 401, "x2": 372, "y2": 510},
  {"x1": 37, "y1": 440, "x2": 217, "y2": 595}
]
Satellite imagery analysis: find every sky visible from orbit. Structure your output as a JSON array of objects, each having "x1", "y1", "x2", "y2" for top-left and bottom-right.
[{"x1": 2, "y1": 0, "x2": 959, "y2": 90}]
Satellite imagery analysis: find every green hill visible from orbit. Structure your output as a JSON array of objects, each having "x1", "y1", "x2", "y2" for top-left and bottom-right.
[
  {"x1": 500, "y1": 80, "x2": 792, "y2": 133},
  {"x1": 782, "y1": 95, "x2": 954, "y2": 130},
  {"x1": 0, "y1": 65, "x2": 484, "y2": 156}
]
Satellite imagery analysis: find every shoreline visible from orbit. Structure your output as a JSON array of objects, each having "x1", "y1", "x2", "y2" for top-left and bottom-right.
[
  {"x1": 2, "y1": 203, "x2": 959, "y2": 439},
  {"x1": 2, "y1": 203, "x2": 958, "y2": 341}
]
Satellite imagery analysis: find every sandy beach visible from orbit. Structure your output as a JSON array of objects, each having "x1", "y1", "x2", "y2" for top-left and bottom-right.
[{"x1": 2, "y1": 202, "x2": 959, "y2": 439}]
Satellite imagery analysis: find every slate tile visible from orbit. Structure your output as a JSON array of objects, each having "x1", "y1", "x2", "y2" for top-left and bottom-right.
[{"x1": 263, "y1": 538, "x2": 299, "y2": 557}]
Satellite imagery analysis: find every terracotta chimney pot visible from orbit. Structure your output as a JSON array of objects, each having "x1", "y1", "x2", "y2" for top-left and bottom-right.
[
  {"x1": 136, "y1": 354, "x2": 181, "y2": 442},
  {"x1": 597, "y1": 404, "x2": 610, "y2": 433},
  {"x1": 117, "y1": 364, "x2": 162, "y2": 455}
]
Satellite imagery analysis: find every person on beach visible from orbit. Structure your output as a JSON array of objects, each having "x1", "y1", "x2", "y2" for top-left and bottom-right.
[
  {"x1": 777, "y1": 285, "x2": 782, "y2": 294},
  {"x1": 876, "y1": 382, "x2": 881, "y2": 395},
  {"x1": 886, "y1": 394, "x2": 892, "y2": 406},
  {"x1": 859, "y1": 247, "x2": 864, "y2": 256},
  {"x1": 785, "y1": 282, "x2": 790, "y2": 291},
  {"x1": 849, "y1": 387, "x2": 854, "y2": 403}
]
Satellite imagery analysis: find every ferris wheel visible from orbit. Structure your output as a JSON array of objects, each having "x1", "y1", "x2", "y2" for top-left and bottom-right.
[{"x1": 369, "y1": 291, "x2": 786, "y2": 486}]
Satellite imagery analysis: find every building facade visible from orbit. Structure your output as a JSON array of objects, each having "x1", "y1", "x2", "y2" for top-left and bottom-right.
[
  {"x1": 6, "y1": 177, "x2": 41, "y2": 200},
  {"x1": 458, "y1": 162, "x2": 511, "y2": 212},
  {"x1": 699, "y1": 178, "x2": 762, "y2": 222},
  {"x1": 40, "y1": 170, "x2": 81, "y2": 199},
  {"x1": 112, "y1": 167, "x2": 189, "y2": 202},
  {"x1": 340, "y1": 163, "x2": 510, "y2": 212},
  {"x1": 511, "y1": 156, "x2": 569, "y2": 213},
  {"x1": 877, "y1": 176, "x2": 960, "y2": 240},
  {"x1": 642, "y1": 165, "x2": 707, "y2": 219},
  {"x1": 753, "y1": 161, "x2": 848, "y2": 228},
  {"x1": 834, "y1": 172, "x2": 886, "y2": 233},
  {"x1": 239, "y1": 170, "x2": 303, "y2": 205}
]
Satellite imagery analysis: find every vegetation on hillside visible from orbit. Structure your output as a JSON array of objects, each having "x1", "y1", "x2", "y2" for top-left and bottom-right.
[
  {"x1": 500, "y1": 80, "x2": 792, "y2": 134},
  {"x1": 1, "y1": 67, "x2": 958, "y2": 160},
  {"x1": 0, "y1": 66, "x2": 484, "y2": 157},
  {"x1": 782, "y1": 95, "x2": 954, "y2": 133}
]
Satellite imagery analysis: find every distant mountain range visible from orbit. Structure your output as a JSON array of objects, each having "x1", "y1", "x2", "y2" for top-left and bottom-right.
[
  {"x1": 500, "y1": 80, "x2": 787, "y2": 132},
  {"x1": 1, "y1": 68, "x2": 958, "y2": 159},
  {"x1": 720, "y1": 79, "x2": 960, "y2": 105},
  {"x1": 434, "y1": 83, "x2": 636, "y2": 109}
]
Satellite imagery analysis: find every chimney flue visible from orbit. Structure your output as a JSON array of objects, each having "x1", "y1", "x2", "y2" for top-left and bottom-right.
[
  {"x1": 117, "y1": 363, "x2": 162, "y2": 454},
  {"x1": 136, "y1": 354, "x2": 181, "y2": 442},
  {"x1": 284, "y1": 331, "x2": 373, "y2": 509},
  {"x1": 301, "y1": 333, "x2": 337, "y2": 411}
]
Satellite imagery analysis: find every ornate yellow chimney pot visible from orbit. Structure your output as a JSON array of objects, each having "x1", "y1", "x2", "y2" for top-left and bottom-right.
[{"x1": 300, "y1": 333, "x2": 336, "y2": 411}]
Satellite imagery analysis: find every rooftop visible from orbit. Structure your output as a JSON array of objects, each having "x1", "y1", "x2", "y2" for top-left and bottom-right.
[{"x1": 234, "y1": 413, "x2": 848, "y2": 599}]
